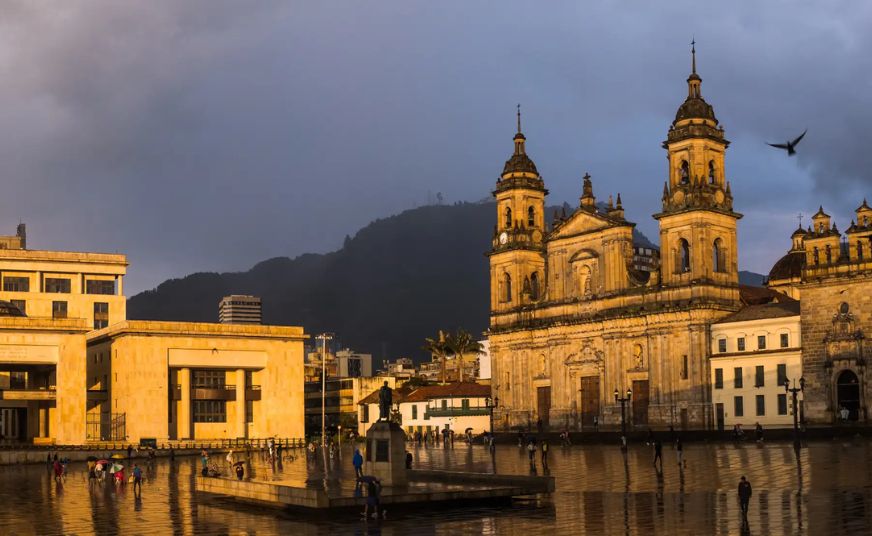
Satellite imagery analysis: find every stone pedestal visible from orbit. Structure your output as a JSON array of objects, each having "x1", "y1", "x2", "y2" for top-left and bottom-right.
[{"x1": 363, "y1": 421, "x2": 407, "y2": 486}]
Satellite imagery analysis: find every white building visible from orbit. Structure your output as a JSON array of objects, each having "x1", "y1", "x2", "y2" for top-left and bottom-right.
[
  {"x1": 336, "y1": 349, "x2": 373, "y2": 378},
  {"x1": 478, "y1": 339, "x2": 491, "y2": 381},
  {"x1": 358, "y1": 382, "x2": 491, "y2": 437},
  {"x1": 710, "y1": 300, "x2": 803, "y2": 430}
]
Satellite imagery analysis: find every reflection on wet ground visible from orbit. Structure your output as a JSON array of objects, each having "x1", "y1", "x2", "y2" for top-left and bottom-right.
[{"x1": 1, "y1": 439, "x2": 871, "y2": 535}]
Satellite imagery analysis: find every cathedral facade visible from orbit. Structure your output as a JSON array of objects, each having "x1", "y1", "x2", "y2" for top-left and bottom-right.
[{"x1": 488, "y1": 50, "x2": 743, "y2": 431}]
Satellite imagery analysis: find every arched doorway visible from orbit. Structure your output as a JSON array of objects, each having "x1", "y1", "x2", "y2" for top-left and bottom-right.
[{"x1": 837, "y1": 370, "x2": 861, "y2": 421}]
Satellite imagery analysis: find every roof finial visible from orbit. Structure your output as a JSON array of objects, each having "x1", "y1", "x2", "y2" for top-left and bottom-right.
[
  {"x1": 691, "y1": 37, "x2": 696, "y2": 75},
  {"x1": 517, "y1": 103, "x2": 522, "y2": 134},
  {"x1": 798, "y1": 212, "x2": 803, "y2": 229}
]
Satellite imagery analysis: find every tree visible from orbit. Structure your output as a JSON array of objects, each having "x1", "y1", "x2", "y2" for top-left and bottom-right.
[
  {"x1": 445, "y1": 328, "x2": 484, "y2": 383},
  {"x1": 422, "y1": 330, "x2": 449, "y2": 385}
]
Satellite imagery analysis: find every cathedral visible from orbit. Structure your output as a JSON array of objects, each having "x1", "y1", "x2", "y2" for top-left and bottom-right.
[{"x1": 488, "y1": 47, "x2": 872, "y2": 431}]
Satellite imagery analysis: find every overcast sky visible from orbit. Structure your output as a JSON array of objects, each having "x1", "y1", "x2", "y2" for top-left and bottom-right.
[{"x1": 1, "y1": 1, "x2": 870, "y2": 293}]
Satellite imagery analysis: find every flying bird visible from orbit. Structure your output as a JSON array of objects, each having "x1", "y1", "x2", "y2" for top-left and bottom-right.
[{"x1": 768, "y1": 129, "x2": 807, "y2": 156}]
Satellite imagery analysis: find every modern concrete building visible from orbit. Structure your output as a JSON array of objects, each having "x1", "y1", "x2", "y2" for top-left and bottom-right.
[
  {"x1": 710, "y1": 300, "x2": 802, "y2": 430},
  {"x1": 305, "y1": 376, "x2": 395, "y2": 436},
  {"x1": 335, "y1": 349, "x2": 373, "y2": 378},
  {"x1": 218, "y1": 295, "x2": 262, "y2": 325}
]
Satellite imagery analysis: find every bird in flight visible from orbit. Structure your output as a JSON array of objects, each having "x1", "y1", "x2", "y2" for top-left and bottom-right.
[{"x1": 768, "y1": 129, "x2": 807, "y2": 156}]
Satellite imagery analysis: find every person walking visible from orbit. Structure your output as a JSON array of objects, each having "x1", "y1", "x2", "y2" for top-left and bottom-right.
[
  {"x1": 132, "y1": 464, "x2": 143, "y2": 496},
  {"x1": 541, "y1": 440, "x2": 549, "y2": 467},
  {"x1": 653, "y1": 438, "x2": 663, "y2": 471},
  {"x1": 755, "y1": 422, "x2": 764, "y2": 443},
  {"x1": 127, "y1": 444, "x2": 133, "y2": 459},
  {"x1": 675, "y1": 437, "x2": 685, "y2": 468},
  {"x1": 353, "y1": 448, "x2": 364, "y2": 478},
  {"x1": 738, "y1": 476, "x2": 753, "y2": 518},
  {"x1": 363, "y1": 477, "x2": 383, "y2": 520},
  {"x1": 527, "y1": 438, "x2": 537, "y2": 464},
  {"x1": 53, "y1": 459, "x2": 64, "y2": 483},
  {"x1": 235, "y1": 462, "x2": 245, "y2": 480}
]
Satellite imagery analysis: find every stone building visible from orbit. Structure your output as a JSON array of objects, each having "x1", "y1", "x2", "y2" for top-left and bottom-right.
[
  {"x1": 488, "y1": 48, "x2": 743, "y2": 431},
  {"x1": 767, "y1": 201, "x2": 872, "y2": 423}
]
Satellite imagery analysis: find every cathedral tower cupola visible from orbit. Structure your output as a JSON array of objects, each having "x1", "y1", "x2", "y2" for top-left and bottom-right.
[{"x1": 580, "y1": 173, "x2": 596, "y2": 211}]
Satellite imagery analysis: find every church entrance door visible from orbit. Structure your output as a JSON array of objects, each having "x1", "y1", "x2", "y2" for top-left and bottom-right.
[
  {"x1": 580, "y1": 376, "x2": 600, "y2": 429},
  {"x1": 837, "y1": 370, "x2": 861, "y2": 421},
  {"x1": 632, "y1": 380, "x2": 649, "y2": 426},
  {"x1": 537, "y1": 386, "x2": 551, "y2": 429}
]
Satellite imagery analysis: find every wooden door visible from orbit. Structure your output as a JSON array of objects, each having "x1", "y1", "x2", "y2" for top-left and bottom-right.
[
  {"x1": 580, "y1": 376, "x2": 600, "y2": 428},
  {"x1": 632, "y1": 380, "x2": 649, "y2": 426},
  {"x1": 715, "y1": 403, "x2": 725, "y2": 432},
  {"x1": 537, "y1": 386, "x2": 551, "y2": 429}
]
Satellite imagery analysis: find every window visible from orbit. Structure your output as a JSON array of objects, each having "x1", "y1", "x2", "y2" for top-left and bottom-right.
[
  {"x1": 777, "y1": 364, "x2": 788, "y2": 386},
  {"x1": 714, "y1": 368, "x2": 723, "y2": 389},
  {"x1": 527, "y1": 206, "x2": 535, "y2": 227},
  {"x1": 412, "y1": 405, "x2": 418, "y2": 420},
  {"x1": 504, "y1": 206, "x2": 512, "y2": 228},
  {"x1": 86, "y1": 280, "x2": 115, "y2": 295},
  {"x1": 45, "y1": 278, "x2": 71, "y2": 293},
  {"x1": 680, "y1": 160, "x2": 689, "y2": 184},
  {"x1": 678, "y1": 239, "x2": 690, "y2": 273},
  {"x1": 424, "y1": 407, "x2": 430, "y2": 420},
  {"x1": 859, "y1": 242, "x2": 865, "y2": 261},
  {"x1": 245, "y1": 400, "x2": 254, "y2": 423},
  {"x1": 813, "y1": 247, "x2": 819, "y2": 265},
  {"x1": 192, "y1": 370, "x2": 225, "y2": 388},
  {"x1": 708, "y1": 161, "x2": 716, "y2": 184},
  {"x1": 462, "y1": 399, "x2": 470, "y2": 409},
  {"x1": 734, "y1": 367, "x2": 743, "y2": 388},
  {"x1": 737, "y1": 337, "x2": 746, "y2": 351},
  {"x1": 734, "y1": 396, "x2": 744, "y2": 417},
  {"x1": 680, "y1": 355, "x2": 689, "y2": 380},
  {"x1": 3, "y1": 276, "x2": 29, "y2": 292},
  {"x1": 780, "y1": 333, "x2": 789, "y2": 348},
  {"x1": 756, "y1": 395, "x2": 765, "y2": 416},
  {"x1": 52, "y1": 301, "x2": 67, "y2": 319},
  {"x1": 193, "y1": 400, "x2": 226, "y2": 423},
  {"x1": 717, "y1": 339, "x2": 726, "y2": 353},
  {"x1": 503, "y1": 273, "x2": 512, "y2": 302},
  {"x1": 361, "y1": 405, "x2": 369, "y2": 423},
  {"x1": 94, "y1": 302, "x2": 109, "y2": 329},
  {"x1": 10, "y1": 299, "x2": 25, "y2": 315},
  {"x1": 777, "y1": 394, "x2": 788, "y2": 415},
  {"x1": 713, "y1": 238, "x2": 725, "y2": 272},
  {"x1": 530, "y1": 272, "x2": 540, "y2": 300},
  {"x1": 755, "y1": 366, "x2": 764, "y2": 388},
  {"x1": 757, "y1": 335, "x2": 766, "y2": 350},
  {"x1": 441, "y1": 400, "x2": 447, "y2": 410}
]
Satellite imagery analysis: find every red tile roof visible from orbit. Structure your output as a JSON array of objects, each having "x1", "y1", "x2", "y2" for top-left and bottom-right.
[
  {"x1": 403, "y1": 382, "x2": 491, "y2": 402},
  {"x1": 358, "y1": 385, "x2": 413, "y2": 406}
]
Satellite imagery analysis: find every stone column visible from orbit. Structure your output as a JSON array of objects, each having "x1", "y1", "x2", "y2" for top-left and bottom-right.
[
  {"x1": 236, "y1": 369, "x2": 246, "y2": 439},
  {"x1": 178, "y1": 368, "x2": 191, "y2": 440}
]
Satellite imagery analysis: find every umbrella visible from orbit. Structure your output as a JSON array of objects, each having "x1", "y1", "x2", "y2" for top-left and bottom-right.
[
  {"x1": 86, "y1": 456, "x2": 98, "y2": 462},
  {"x1": 357, "y1": 475, "x2": 378, "y2": 484},
  {"x1": 465, "y1": 428, "x2": 473, "y2": 433},
  {"x1": 111, "y1": 463, "x2": 123, "y2": 473},
  {"x1": 111, "y1": 453, "x2": 125, "y2": 459},
  {"x1": 96, "y1": 459, "x2": 110, "y2": 465}
]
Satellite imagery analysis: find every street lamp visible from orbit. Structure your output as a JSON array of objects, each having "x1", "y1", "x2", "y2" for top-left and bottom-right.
[
  {"x1": 785, "y1": 376, "x2": 805, "y2": 450},
  {"x1": 315, "y1": 332, "x2": 333, "y2": 477},
  {"x1": 614, "y1": 388, "x2": 632, "y2": 450},
  {"x1": 485, "y1": 396, "x2": 499, "y2": 473}
]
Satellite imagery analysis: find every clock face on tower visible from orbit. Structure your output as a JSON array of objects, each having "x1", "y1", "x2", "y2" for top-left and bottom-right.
[{"x1": 499, "y1": 231, "x2": 508, "y2": 245}]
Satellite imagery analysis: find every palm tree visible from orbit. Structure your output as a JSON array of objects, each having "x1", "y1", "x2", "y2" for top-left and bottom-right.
[
  {"x1": 422, "y1": 330, "x2": 449, "y2": 384},
  {"x1": 446, "y1": 329, "x2": 484, "y2": 383}
]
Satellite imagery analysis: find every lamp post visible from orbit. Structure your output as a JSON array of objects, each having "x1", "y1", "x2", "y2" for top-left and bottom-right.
[
  {"x1": 614, "y1": 388, "x2": 632, "y2": 451},
  {"x1": 485, "y1": 396, "x2": 499, "y2": 473},
  {"x1": 785, "y1": 376, "x2": 805, "y2": 450},
  {"x1": 315, "y1": 332, "x2": 333, "y2": 478}
]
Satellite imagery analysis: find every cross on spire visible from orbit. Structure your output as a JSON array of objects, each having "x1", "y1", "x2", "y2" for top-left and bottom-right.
[
  {"x1": 691, "y1": 37, "x2": 696, "y2": 74},
  {"x1": 516, "y1": 104, "x2": 522, "y2": 134},
  {"x1": 798, "y1": 212, "x2": 804, "y2": 228}
]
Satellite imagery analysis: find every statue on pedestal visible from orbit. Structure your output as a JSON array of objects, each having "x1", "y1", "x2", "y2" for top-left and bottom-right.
[{"x1": 378, "y1": 381, "x2": 392, "y2": 422}]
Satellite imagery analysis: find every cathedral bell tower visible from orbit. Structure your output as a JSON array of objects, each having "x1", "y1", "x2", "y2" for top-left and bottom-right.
[
  {"x1": 489, "y1": 107, "x2": 547, "y2": 314},
  {"x1": 655, "y1": 44, "x2": 742, "y2": 288}
]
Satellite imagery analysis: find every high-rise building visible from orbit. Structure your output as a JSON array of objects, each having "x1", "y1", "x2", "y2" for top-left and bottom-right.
[{"x1": 218, "y1": 295, "x2": 262, "y2": 325}]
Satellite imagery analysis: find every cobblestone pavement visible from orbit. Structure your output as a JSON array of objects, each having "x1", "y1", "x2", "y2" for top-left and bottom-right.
[{"x1": 0, "y1": 438, "x2": 870, "y2": 535}]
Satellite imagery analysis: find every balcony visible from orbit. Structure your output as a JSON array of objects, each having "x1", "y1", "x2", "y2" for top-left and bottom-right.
[
  {"x1": 0, "y1": 385, "x2": 56, "y2": 401},
  {"x1": 192, "y1": 384, "x2": 237, "y2": 401},
  {"x1": 425, "y1": 406, "x2": 491, "y2": 418},
  {"x1": 87, "y1": 389, "x2": 108, "y2": 402},
  {"x1": 246, "y1": 385, "x2": 262, "y2": 401}
]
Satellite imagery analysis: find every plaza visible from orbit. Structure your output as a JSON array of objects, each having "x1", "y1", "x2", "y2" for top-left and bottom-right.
[{"x1": 1, "y1": 438, "x2": 870, "y2": 535}]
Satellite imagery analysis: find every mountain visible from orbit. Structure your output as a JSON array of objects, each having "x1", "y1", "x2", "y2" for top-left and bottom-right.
[
  {"x1": 739, "y1": 270, "x2": 766, "y2": 286},
  {"x1": 128, "y1": 202, "x2": 766, "y2": 362}
]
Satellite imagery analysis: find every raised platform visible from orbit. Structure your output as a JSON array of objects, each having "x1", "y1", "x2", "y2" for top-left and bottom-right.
[{"x1": 195, "y1": 469, "x2": 554, "y2": 511}]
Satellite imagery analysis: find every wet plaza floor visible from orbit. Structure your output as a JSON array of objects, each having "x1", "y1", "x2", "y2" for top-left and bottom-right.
[{"x1": 1, "y1": 438, "x2": 872, "y2": 535}]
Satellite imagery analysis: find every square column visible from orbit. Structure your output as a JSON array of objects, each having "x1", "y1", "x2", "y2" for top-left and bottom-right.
[
  {"x1": 178, "y1": 368, "x2": 192, "y2": 440},
  {"x1": 235, "y1": 369, "x2": 246, "y2": 438}
]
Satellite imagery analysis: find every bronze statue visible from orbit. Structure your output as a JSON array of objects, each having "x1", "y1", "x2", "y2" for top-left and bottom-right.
[{"x1": 378, "y1": 381, "x2": 392, "y2": 421}]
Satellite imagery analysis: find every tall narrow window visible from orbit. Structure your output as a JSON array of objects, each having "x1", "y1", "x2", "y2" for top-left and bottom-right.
[
  {"x1": 678, "y1": 239, "x2": 691, "y2": 273},
  {"x1": 780, "y1": 333, "x2": 789, "y2": 348},
  {"x1": 858, "y1": 241, "x2": 864, "y2": 261},
  {"x1": 734, "y1": 396, "x2": 744, "y2": 417},
  {"x1": 680, "y1": 160, "x2": 689, "y2": 184},
  {"x1": 777, "y1": 364, "x2": 787, "y2": 386},
  {"x1": 813, "y1": 247, "x2": 819, "y2": 265},
  {"x1": 530, "y1": 272, "x2": 539, "y2": 300},
  {"x1": 756, "y1": 395, "x2": 765, "y2": 416},
  {"x1": 94, "y1": 302, "x2": 109, "y2": 329},
  {"x1": 734, "y1": 367, "x2": 743, "y2": 388},
  {"x1": 681, "y1": 355, "x2": 689, "y2": 380},
  {"x1": 825, "y1": 245, "x2": 832, "y2": 264},
  {"x1": 52, "y1": 301, "x2": 67, "y2": 319},
  {"x1": 718, "y1": 339, "x2": 726, "y2": 353},
  {"x1": 714, "y1": 368, "x2": 723, "y2": 389},
  {"x1": 713, "y1": 238, "x2": 725, "y2": 272},
  {"x1": 504, "y1": 206, "x2": 512, "y2": 229},
  {"x1": 737, "y1": 337, "x2": 746, "y2": 351},
  {"x1": 504, "y1": 273, "x2": 512, "y2": 302},
  {"x1": 708, "y1": 161, "x2": 715, "y2": 184},
  {"x1": 755, "y1": 365, "x2": 764, "y2": 387},
  {"x1": 527, "y1": 206, "x2": 535, "y2": 227}
]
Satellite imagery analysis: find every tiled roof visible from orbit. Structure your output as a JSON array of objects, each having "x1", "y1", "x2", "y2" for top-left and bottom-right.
[
  {"x1": 716, "y1": 300, "x2": 800, "y2": 324},
  {"x1": 358, "y1": 386, "x2": 412, "y2": 406},
  {"x1": 404, "y1": 383, "x2": 491, "y2": 403},
  {"x1": 739, "y1": 285, "x2": 792, "y2": 306}
]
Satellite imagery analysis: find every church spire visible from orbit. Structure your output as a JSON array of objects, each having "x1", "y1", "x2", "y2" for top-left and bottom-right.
[
  {"x1": 687, "y1": 39, "x2": 702, "y2": 98},
  {"x1": 691, "y1": 37, "x2": 696, "y2": 75},
  {"x1": 513, "y1": 104, "x2": 527, "y2": 156}
]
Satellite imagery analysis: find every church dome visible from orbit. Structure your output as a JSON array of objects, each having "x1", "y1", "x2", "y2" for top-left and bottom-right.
[
  {"x1": 768, "y1": 250, "x2": 806, "y2": 282},
  {"x1": 674, "y1": 96, "x2": 718, "y2": 123},
  {"x1": 0, "y1": 300, "x2": 25, "y2": 317}
]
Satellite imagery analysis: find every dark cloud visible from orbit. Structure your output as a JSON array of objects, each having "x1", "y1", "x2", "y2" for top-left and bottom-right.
[{"x1": 0, "y1": 1, "x2": 868, "y2": 292}]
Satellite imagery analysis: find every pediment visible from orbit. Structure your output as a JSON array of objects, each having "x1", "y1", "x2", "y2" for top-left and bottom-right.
[{"x1": 549, "y1": 208, "x2": 616, "y2": 239}]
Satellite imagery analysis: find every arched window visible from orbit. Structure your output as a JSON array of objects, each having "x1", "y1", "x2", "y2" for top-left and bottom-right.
[
  {"x1": 858, "y1": 241, "x2": 864, "y2": 261},
  {"x1": 504, "y1": 206, "x2": 512, "y2": 229},
  {"x1": 708, "y1": 161, "x2": 716, "y2": 184},
  {"x1": 713, "y1": 238, "x2": 724, "y2": 272},
  {"x1": 813, "y1": 247, "x2": 819, "y2": 265},
  {"x1": 678, "y1": 238, "x2": 691, "y2": 273},
  {"x1": 826, "y1": 245, "x2": 832, "y2": 264},
  {"x1": 527, "y1": 206, "x2": 535, "y2": 227},
  {"x1": 530, "y1": 272, "x2": 539, "y2": 300},
  {"x1": 504, "y1": 273, "x2": 512, "y2": 302},
  {"x1": 818, "y1": 222, "x2": 824, "y2": 233},
  {"x1": 680, "y1": 161, "x2": 689, "y2": 184}
]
